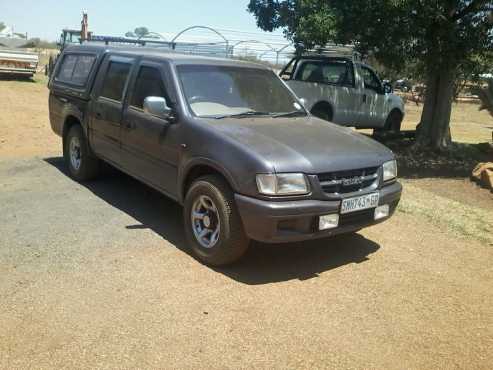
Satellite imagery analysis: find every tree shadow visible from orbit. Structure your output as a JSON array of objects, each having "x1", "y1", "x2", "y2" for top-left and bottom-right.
[
  {"x1": 370, "y1": 134, "x2": 492, "y2": 179},
  {"x1": 44, "y1": 157, "x2": 381, "y2": 285}
]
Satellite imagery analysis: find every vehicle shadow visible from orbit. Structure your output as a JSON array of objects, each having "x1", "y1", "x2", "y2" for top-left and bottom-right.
[
  {"x1": 218, "y1": 235, "x2": 380, "y2": 285},
  {"x1": 0, "y1": 75, "x2": 36, "y2": 82},
  {"x1": 44, "y1": 157, "x2": 381, "y2": 285}
]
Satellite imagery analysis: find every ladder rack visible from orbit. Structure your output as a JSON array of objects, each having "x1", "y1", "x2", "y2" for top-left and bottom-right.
[
  {"x1": 302, "y1": 44, "x2": 361, "y2": 62},
  {"x1": 87, "y1": 35, "x2": 172, "y2": 47}
]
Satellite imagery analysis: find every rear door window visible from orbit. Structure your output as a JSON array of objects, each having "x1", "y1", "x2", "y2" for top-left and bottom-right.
[
  {"x1": 100, "y1": 62, "x2": 132, "y2": 102},
  {"x1": 360, "y1": 66, "x2": 382, "y2": 92},
  {"x1": 56, "y1": 54, "x2": 96, "y2": 86}
]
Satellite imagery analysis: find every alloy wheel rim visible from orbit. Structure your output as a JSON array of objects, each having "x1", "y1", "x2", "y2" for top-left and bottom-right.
[
  {"x1": 191, "y1": 195, "x2": 221, "y2": 249},
  {"x1": 69, "y1": 136, "x2": 82, "y2": 171}
]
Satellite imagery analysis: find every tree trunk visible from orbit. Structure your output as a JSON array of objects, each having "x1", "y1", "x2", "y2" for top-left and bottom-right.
[{"x1": 417, "y1": 67, "x2": 455, "y2": 150}]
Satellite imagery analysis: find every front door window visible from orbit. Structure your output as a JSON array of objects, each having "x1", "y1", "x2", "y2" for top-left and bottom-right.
[
  {"x1": 360, "y1": 66, "x2": 382, "y2": 94},
  {"x1": 130, "y1": 66, "x2": 168, "y2": 109}
]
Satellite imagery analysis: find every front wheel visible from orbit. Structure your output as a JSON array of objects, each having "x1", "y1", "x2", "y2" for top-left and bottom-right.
[
  {"x1": 373, "y1": 110, "x2": 402, "y2": 137},
  {"x1": 385, "y1": 110, "x2": 403, "y2": 133},
  {"x1": 311, "y1": 105, "x2": 333, "y2": 122},
  {"x1": 184, "y1": 175, "x2": 250, "y2": 266}
]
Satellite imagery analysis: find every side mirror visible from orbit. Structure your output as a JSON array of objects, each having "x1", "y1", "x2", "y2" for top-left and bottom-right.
[
  {"x1": 383, "y1": 82, "x2": 393, "y2": 94},
  {"x1": 143, "y1": 96, "x2": 172, "y2": 119}
]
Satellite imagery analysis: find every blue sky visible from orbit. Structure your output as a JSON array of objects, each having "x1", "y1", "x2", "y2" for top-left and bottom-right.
[{"x1": 0, "y1": 0, "x2": 285, "y2": 42}]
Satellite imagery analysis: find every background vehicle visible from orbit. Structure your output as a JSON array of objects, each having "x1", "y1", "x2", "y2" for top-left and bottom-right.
[
  {"x1": 280, "y1": 48, "x2": 405, "y2": 133},
  {"x1": 0, "y1": 25, "x2": 38, "y2": 79},
  {"x1": 394, "y1": 78, "x2": 413, "y2": 92},
  {"x1": 48, "y1": 44, "x2": 401, "y2": 266},
  {"x1": 0, "y1": 48, "x2": 38, "y2": 78}
]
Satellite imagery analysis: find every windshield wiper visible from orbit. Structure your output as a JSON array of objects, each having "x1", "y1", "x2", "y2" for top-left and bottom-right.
[
  {"x1": 272, "y1": 111, "x2": 307, "y2": 118},
  {"x1": 214, "y1": 110, "x2": 273, "y2": 119}
]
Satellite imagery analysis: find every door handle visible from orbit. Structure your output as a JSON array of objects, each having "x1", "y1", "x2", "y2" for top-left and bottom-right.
[
  {"x1": 58, "y1": 97, "x2": 68, "y2": 103},
  {"x1": 95, "y1": 112, "x2": 102, "y2": 119},
  {"x1": 124, "y1": 121, "x2": 135, "y2": 130}
]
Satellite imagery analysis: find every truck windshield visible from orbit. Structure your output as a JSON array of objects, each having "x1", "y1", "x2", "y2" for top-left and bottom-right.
[{"x1": 177, "y1": 65, "x2": 306, "y2": 118}]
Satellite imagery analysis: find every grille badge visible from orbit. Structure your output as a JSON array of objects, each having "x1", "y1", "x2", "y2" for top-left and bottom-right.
[{"x1": 342, "y1": 177, "x2": 364, "y2": 186}]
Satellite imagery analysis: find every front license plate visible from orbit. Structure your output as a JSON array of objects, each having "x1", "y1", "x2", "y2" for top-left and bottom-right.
[{"x1": 340, "y1": 193, "x2": 379, "y2": 214}]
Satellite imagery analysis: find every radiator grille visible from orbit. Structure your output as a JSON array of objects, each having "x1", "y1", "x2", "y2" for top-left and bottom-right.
[{"x1": 318, "y1": 167, "x2": 379, "y2": 194}]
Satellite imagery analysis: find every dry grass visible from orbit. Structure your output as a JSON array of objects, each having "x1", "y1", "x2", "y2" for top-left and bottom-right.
[
  {"x1": 360, "y1": 101, "x2": 492, "y2": 144},
  {"x1": 402, "y1": 101, "x2": 492, "y2": 143},
  {"x1": 399, "y1": 180, "x2": 493, "y2": 245}
]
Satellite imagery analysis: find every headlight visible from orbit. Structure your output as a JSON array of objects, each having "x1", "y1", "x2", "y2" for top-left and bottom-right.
[
  {"x1": 256, "y1": 173, "x2": 309, "y2": 195},
  {"x1": 383, "y1": 160, "x2": 398, "y2": 182}
]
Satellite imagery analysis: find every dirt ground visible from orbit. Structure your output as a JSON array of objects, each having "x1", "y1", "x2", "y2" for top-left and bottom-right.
[{"x1": 1, "y1": 76, "x2": 492, "y2": 369}]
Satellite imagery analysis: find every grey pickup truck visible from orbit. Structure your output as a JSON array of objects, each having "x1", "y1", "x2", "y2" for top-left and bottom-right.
[{"x1": 48, "y1": 44, "x2": 402, "y2": 266}]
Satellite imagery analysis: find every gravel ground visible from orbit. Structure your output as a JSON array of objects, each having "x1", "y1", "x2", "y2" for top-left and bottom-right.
[
  {"x1": 1, "y1": 157, "x2": 492, "y2": 369},
  {"x1": 1, "y1": 78, "x2": 492, "y2": 369}
]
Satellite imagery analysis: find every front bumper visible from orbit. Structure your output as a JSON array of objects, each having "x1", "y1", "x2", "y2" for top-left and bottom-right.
[
  {"x1": 235, "y1": 181, "x2": 402, "y2": 243},
  {"x1": 0, "y1": 67, "x2": 37, "y2": 75}
]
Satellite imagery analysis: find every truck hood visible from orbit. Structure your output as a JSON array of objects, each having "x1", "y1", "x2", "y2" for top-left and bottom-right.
[{"x1": 202, "y1": 116, "x2": 394, "y2": 174}]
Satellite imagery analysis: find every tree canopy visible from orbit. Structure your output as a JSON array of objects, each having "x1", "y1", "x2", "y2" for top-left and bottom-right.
[
  {"x1": 125, "y1": 27, "x2": 150, "y2": 39},
  {"x1": 248, "y1": 0, "x2": 493, "y2": 150}
]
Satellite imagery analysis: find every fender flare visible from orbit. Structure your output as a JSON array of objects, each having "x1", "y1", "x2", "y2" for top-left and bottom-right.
[
  {"x1": 178, "y1": 157, "x2": 240, "y2": 203},
  {"x1": 61, "y1": 105, "x2": 86, "y2": 138}
]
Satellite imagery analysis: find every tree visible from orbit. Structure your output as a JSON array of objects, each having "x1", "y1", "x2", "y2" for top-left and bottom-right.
[
  {"x1": 0, "y1": 22, "x2": 6, "y2": 33},
  {"x1": 21, "y1": 38, "x2": 57, "y2": 49},
  {"x1": 125, "y1": 27, "x2": 150, "y2": 39},
  {"x1": 248, "y1": 0, "x2": 493, "y2": 150},
  {"x1": 134, "y1": 27, "x2": 149, "y2": 39}
]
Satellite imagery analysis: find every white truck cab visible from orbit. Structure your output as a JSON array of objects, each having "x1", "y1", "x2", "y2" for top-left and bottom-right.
[{"x1": 280, "y1": 54, "x2": 405, "y2": 132}]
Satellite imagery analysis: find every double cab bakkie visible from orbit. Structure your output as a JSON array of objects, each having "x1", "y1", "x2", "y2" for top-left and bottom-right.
[{"x1": 48, "y1": 44, "x2": 402, "y2": 266}]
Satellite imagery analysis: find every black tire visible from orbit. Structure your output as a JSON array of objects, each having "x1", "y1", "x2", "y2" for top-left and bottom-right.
[
  {"x1": 384, "y1": 110, "x2": 402, "y2": 133},
  {"x1": 184, "y1": 175, "x2": 250, "y2": 266},
  {"x1": 311, "y1": 105, "x2": 333, "y2": 122},
  {"x1": 64, "y1": 125, "x2": 100, "y2": 181},
  {"x1": 373, "y1": 110, "x2": 402, "y2": 137}
]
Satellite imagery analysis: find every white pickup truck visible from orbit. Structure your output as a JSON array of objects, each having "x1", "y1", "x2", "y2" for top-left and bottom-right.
[
  {"x1": 0, "y1": 48, "x2": 39, "y2": 78},
  {"x1": 280, "y1": 55, "x2": 405, "y2": 133}
]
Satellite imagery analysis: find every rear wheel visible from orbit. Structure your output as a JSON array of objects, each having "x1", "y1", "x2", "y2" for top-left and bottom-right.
[
  {"x1": 64, "y1": 125, "x2": 100, "y2": 181},
  {"x1": 184, "y1": 175, "x2": 250, "y2": 266}
]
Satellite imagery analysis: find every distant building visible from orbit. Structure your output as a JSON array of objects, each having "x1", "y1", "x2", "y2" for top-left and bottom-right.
[{"x1": 0, "y1": 25, "x2": 27, "y2": 48}]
